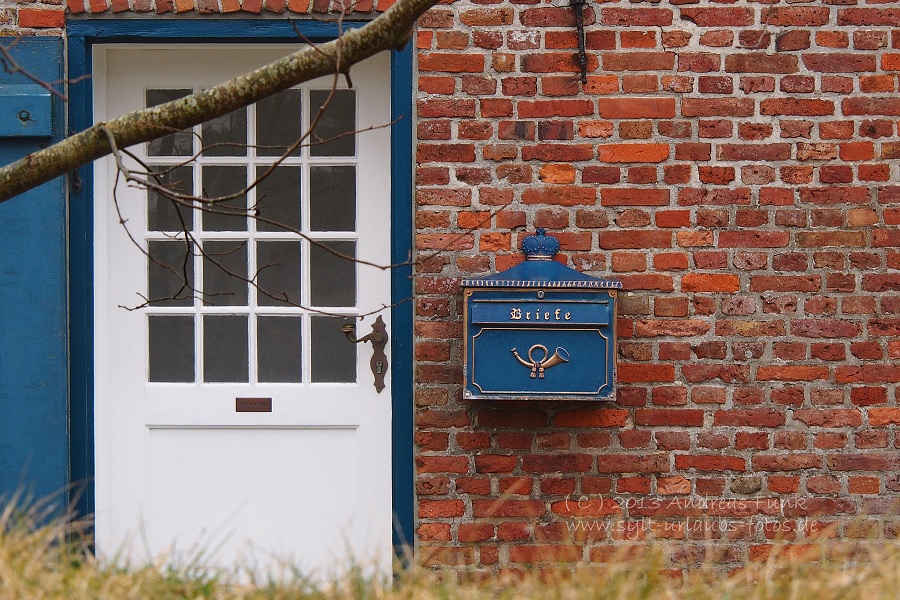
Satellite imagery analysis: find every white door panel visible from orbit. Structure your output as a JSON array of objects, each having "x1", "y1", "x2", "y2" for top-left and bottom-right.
[{"x1": 93, "y1": 45, "x2": 392, "y2": 576}]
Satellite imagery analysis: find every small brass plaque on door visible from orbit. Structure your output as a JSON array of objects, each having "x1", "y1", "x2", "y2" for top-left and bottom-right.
[{"x1": 236, "y1": 398, "x2": 272, "y2": 412}]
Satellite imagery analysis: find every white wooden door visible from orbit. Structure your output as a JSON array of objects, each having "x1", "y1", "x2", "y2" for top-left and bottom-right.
[{"x1": 93, "y1": 46, "x2": 392, "y2": 576}]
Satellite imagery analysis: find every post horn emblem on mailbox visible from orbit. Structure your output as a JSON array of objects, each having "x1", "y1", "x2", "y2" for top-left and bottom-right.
[{"x1": 511, "y1": 344, "x2": 570, "y2": 379}]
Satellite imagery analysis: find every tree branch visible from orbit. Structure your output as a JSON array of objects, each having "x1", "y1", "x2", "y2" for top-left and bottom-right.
[{"x1": 0, "y1": 0, "x2": 436, "y2": 203}]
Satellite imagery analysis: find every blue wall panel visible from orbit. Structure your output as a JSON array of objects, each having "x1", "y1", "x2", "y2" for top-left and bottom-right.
[{"x1": 0, "y1": 37, "x2": 68, "y2": 507}]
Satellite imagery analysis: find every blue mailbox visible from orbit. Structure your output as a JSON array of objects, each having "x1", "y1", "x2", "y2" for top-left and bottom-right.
[{"x1": 462, "y1": 229, "x2": 622, "y2": 400}]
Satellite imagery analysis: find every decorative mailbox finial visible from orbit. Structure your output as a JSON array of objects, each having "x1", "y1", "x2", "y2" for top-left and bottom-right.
[{"x1": 522, "y1": 228, "x2": 560, "y2": 261}]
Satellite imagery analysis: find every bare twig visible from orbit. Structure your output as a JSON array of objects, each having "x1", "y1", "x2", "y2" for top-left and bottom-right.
[{"x1": 0, "y1": 0, "x2": 439, "y2": 203}]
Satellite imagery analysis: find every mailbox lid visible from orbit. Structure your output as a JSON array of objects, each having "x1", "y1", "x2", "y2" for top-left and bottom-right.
[{"x1": 461, "y1": 229, "x2": 622, "y2": 291}]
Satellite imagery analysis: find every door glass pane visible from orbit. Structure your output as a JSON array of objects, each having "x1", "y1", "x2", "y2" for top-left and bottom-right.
[
  {"x1": 310, "y1": 241, "x2": 355, "y2": 307},
  {"x1": 203, "y1": 315, "x2": 249, "y2": 383},
  {"x1": 256, "y1": 89, "x2": 302, "y2": 157},
  {"x1": 258, "y1": 316, "x2": 301, "y2": 383},
  {"x1": 203, "y1": 241, "x2": 248, "y2": 306},
  {"x1": 202, "y1": 108, "x2": 248, "y2": 157},
  {"x1": 147, "y1": 89, "x2": 193, "y2": 157},
  {"x1": 310, "y1": 166, "x2": 355, "y2": 232},
  {"x1": 148, "y1": 240, "x2": 194, "y2": 306},
  {"x1": 256, "y1": 166, "x2": 301, "y2": 232},
  {"x1": 257, "y1": 241, "x2": 301, "y2": 306},
  {"x1": 310, "y1": 316, "x2": 356, "y2": 382},
  {"x1": 201, "y1": 165, "x2": 248, "y2": 232},
  {"x1": 148, "y1": 165, "x2": 193, "y2": 232},
  {"x1": 148, "y1": 316, "x2": 195, "y2": 382},
  {"x1": 309, "y1": 89, "x2": 355, "y2": 157}
]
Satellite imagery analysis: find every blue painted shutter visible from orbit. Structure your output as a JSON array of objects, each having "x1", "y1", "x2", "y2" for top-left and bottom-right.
[{"x1": 0, "y1": 37, "x2": 68, "y2": 507}]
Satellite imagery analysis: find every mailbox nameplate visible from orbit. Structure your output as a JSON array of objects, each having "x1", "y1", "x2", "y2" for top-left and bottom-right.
[{"x1": 471, "y1": 299, "x2": 609, "y2": 326}]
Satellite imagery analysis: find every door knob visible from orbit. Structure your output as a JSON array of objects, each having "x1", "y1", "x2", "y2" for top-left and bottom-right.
[{"x1": 341, "y1": 315, "x2": 388, "y2": 393}]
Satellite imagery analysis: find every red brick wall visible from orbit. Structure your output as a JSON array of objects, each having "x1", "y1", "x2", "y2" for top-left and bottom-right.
[
  {"x1": 413, "y1": 0, "x2": 900, "y2": 574},
  {"x1": 8, "y1": 0, "x2": 900, "y2": 576}
]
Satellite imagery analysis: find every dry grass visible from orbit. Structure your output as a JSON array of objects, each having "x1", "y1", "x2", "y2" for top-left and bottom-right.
[{"x1": 1, "y1": 501, "x2": 899, "y2": 600}]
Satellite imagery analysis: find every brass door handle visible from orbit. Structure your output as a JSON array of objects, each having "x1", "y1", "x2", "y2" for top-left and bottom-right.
[{"x1": 341, "y1": 315, "x2": 388, "y2": 393}]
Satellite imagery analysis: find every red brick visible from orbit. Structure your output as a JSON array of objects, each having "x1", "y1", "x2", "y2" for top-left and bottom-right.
[
  {"x1": 518, "y1": 100, "x2": 594, "y2": 118},
  {"x1": 777, "y1": 30, "x2": 811, "y2": 52},
  {"x1": 521, "y1": 186, "x2": 595, "y2": 206},
  {"x1": 521, "y1": 6, "x2": 593, "y2": 27},
  {"x1": 522, "y1": 53, "x2": 600, "y2": 74},
  {"x1": 828, "y1": 453, "x2": 900, "y2": 471},
  {"x1": 635, "y1": 408, "x2": 704, "y2": 427},
  {"x1": 682, "y1": 274, "x2": 740, "y2": 292},
  {"x1": 761, "y1": 6, "x2": 828, "y2": 26},
  {"x1": 835, "y1": 365, "x2": 900, "y2": 384},
  {"x1": 794, "y1": 409, "x2": 862, "y2": 428},
  {"x1": 803, "y1": 53, "x2": 876, "y2": 73},
  {"x1": 674, "y1": 143, "x2": 711, "y2": 161},
  {"x1": 790, "y1": 319, "x2": 861, "y2": 338},
  {"x1": 597, "y1": 98, "x2": 676, "y2": 119},
  {"x1": 603, "y1": 52, "x2": 675, "y2": 71},
  {"x1": 757, "y1": 365, "x2": 829, "y2": 382},
  {"x1": 843, "y1": 97, "x2": 900, "y2": 116},
  {"x1": 617, "y1": 364, "x2": 675, "y2": 382},
  {"x1": 621, "y1": 33, "x2": 656, "y2": 51},
  {"x1": 654, "y1": 253, "x2": 689, "y2": 271},
  {"x1": 682, "y1": 7, "x2": 753, "y2": 27},
  {"x1": 417, "y1": 523, "x2": 451, "y2": 541},
  {"x1": 596, "y1": 454, "x2": 668, "y2": 474},
  {"x1": 474, "y1": 455, "x2": 518, "y2": 474},
  {"x1": 598, "y1": 144, "x2": 669, "y2": 163},
  {"x1": 682, "y1": 365, "x2": 751, "y2": 384},
  {"x1": 418, "y1": 99, "x2": 476, "y2": 118},
  {"x1": 522, "y1": 454, "x2": 593, "y2": 473},
  {"x1": 418, "y1": 76, "x2": 454, "y2": 94},
  {"x1": 714, "y1": 409, "x2": 786, "y2": 427},
  {"x1": 760, "y1": 99, "x2": 834, "y2": 116},
  {"x1": 601, "y1": 7, "x2": 672, "y2": 26},
  {"x1": 473, "y1": 499, "x2": 545, "y2": 518},
  {"x1": 719, "y1": 231, "x2": 789, "y2": 248},
  {"x1": 18, "y1": 8, "x2": 65, "y2": 27},
  {"x1": 682, "y1": 98, "x2": 754, "y2": 117},
  {"x1": 419, "y1": 500, "x2": 465, "y2": 518},
  {"x1": 725, "y1": 54, "x2": 798, "y2": 74},
  {"x1": 509, "y1": 545, "x2": 581, "y2": 564},
  {"x1": 554, "y1": 409, "x2": 628, "y2": 428},
  {"x1": 600, "y1": 188, "x2": 668, "y2": 207},
  {"x1": 838, "y1": 8, "x2": 900, "y2": 27},
  {"x1": 675, "y1": 455, "x2": 746, "y2": 472},
  {"x1": 600, "y1": 231, "x2": 671, "y2": 250},
  {"x1": 460, "y1": 7, "x2": 513, "y2": 26},
  {"x1": 869, "y1": 408, "x2": 900, "y2": 426},
  {"x1": 419, "y1": 53, "x2": 485, "y2": 73},
  {"x1": 752, "y1": 454, "x2": 822, "y2": 471},
  {"x1": 551, "y1": 498, "x2": 621, "y2": 518},
  {"x1": 457, "y1": 523, "x2": 494, "y2": 543}
]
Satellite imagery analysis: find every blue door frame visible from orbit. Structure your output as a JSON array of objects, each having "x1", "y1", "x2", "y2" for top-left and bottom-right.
[{"x1": 66, "y1": 20, "x2": 415, "y2": 555}]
